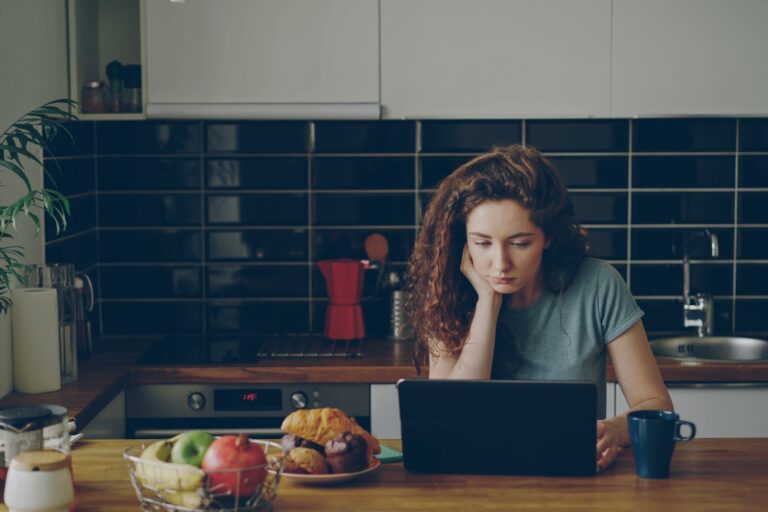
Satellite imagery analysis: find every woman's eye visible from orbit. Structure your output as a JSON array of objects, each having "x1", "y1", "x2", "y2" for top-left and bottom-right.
[
  {"x1": 474, "y1": 241, "x2": 491, "y2": 247},
  {"x1": 511, "y1": 243, "x2": 530, "y2": 248}
]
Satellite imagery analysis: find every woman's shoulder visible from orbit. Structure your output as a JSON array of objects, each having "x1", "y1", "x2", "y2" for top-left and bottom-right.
[
  {"x1": 569, "y1": 258, "x2": 625, "y2": 291},
  {"x1": 573, "y1": 257, "x2": 617, "y2": 279}
]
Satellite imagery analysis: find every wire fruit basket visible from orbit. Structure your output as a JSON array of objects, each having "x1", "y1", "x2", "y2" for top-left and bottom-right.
[{"x1": 124, "y1": 439, "x2": 284, "y2": 512}]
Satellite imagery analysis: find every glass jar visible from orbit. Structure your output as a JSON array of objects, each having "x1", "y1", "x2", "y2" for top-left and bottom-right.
[
  {"x1": 121, "y1": 65, "x2": 142, "y2": 113},
  {"x1": 0, "y1": 404, "x2": 70, "y2": 496},
  {"x1": 81, "y1": 80, "x2": 105, "y2": 113}
]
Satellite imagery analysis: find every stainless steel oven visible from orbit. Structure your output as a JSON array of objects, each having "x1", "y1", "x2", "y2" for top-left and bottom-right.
[{"x1": 126, "y1": 383, "x2": 370, "y2": 439}]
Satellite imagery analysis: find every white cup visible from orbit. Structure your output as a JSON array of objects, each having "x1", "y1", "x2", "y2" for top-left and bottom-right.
[{"x1": 3, "y1": 450, "x2": 73, "y2": 512}]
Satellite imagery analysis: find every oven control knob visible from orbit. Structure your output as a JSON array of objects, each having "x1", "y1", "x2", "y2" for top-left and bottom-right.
[
  {"x1": 290, "y1": 392, "x2": 308, "y2": 409},
  {"x1": 187, "y1": 392, "x2": 206, "y2": 411}
]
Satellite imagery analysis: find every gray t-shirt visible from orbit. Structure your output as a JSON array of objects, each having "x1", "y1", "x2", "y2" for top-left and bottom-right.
[{"x1": 492, "y1": 258, "x2": 644, "y2": 418}]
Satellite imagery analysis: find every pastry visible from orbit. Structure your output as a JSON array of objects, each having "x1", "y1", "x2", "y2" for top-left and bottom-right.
[
  {"x1": 324, "y1": 432, "x2": 369, "y2": 474},
  {"x1": 281, "y1": 408, "x2": 381, "y2": 459},
  {"x1": 280, "y1": 433, "x2": 324, "y2": 454},
  {"x1": 283, "y1": 447, "x2": 329, "y2": 475}
]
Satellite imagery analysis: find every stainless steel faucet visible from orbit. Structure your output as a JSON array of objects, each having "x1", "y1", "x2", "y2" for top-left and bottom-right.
[{"x1": 682, "y1": 229, "x2": 719, "y2": 337}]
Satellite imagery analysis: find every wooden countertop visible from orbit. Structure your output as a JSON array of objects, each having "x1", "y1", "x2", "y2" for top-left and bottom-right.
[
  {"x1": 3, "y1": 336, "x2": 768, "y2": 435},
  {"x1": 129, "y1": 337, "x2": 768, "y2": 384},
  {"x1": 0, "y1": 338, "x2": 156, "y2": 432},
  {"x1": 1, "y1": 438, "x2": 766, "y2": 511}
]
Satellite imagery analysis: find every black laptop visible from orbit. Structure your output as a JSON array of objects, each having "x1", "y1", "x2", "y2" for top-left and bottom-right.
[{"x1": 397, "y1": 379, "x2": 597, "y2": 476}]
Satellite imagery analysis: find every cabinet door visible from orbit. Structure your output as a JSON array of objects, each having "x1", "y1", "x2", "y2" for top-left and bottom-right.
[
  {"x1": 82, "y1": 391, "x2": 126, "y2": 439},
  {"x1": 612, "y1": 0, "x2": 768, "y2": 116},
  {"x1": 146, "y1": 0, "x2": 378, "y2": 109},
  {"x1": 371, "y1": 384, "x2": 401, "y2": 439},
  {"x1": 381, "y1": 0, "x2": 612, "y2": 119},
  {"x1": 616, "y1": 384, "x2": 768, "y2": 438}
]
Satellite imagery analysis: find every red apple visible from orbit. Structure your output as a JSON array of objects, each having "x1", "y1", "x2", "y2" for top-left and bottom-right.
[{"x1": 201, "y1": 433, "x2": 267, "y2": 496}]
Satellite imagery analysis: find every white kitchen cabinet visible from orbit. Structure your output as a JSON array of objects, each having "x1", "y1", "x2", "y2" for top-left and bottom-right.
[
  {"x1": 82, "y1": 391, "x2": 126, "y2": 439},
  {"x1": 612, "y1": 0, "x2": 768, "y2": 116},
  {"x1": 371, "y1": 384, "x2": 401, "y2": 440},
  {"x1": 615, "y1": 384, "x2": 768, "y2": 438},
  {"x1": 145, "y1": 0, "x2": 379, "y2": 119},
  {"x1": 381, "y1": 0, "x2": 612, "y2": 119}
]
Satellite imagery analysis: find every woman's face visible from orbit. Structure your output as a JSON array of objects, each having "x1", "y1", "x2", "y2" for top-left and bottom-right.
[{"x1": 465, "y1": 199, "x2": 549, "y2": 301}]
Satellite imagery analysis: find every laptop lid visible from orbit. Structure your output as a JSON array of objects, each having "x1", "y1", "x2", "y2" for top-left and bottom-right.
[{"x1": 397, "y1": 379, "x2": 597, "y2": 476}]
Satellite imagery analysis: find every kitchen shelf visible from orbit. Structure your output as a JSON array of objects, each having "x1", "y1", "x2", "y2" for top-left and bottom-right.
[
  {"x1": 68, "y1": 0, "x2": 147, "y2": 120},
  {"x1": 76, "y1": 113, "x2": 145, "y2": 121}
]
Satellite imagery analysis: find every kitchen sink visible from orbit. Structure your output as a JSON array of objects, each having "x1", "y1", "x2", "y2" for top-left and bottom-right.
[{"x1": 649, "y1": 336, "x2": 768, "y2": 362}]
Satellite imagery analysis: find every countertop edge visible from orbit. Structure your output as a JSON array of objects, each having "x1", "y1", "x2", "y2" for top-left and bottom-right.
[{"x1": 4, "y1": 338, "x2": 768, "y2": 433}]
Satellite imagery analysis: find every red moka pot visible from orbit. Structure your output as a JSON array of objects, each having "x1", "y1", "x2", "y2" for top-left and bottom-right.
[{"x1": 317, "y1": 259, "x2": 367, "y2": 340}]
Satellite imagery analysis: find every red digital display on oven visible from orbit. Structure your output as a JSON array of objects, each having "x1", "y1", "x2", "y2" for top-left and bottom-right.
[{"x1": 214, "y1": 389, "x2": 282, "y2": 411}]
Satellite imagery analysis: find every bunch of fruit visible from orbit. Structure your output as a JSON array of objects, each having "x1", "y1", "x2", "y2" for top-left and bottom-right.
[{"x1": 134, "y1": 431, "x2": 269, "y2": 509}]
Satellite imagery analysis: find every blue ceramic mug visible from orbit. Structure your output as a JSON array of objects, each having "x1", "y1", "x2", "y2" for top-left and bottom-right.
[{"x1": 628, "y1": 410, "x2": 696, "y2": 479}]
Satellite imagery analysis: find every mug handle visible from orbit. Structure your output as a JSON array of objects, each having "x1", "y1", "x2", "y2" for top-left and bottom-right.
[{"x1": 675, "y1": 420, "x2": 696, "y2": 441}]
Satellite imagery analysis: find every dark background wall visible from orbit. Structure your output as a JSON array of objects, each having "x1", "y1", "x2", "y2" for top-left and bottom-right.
[{"x1": 44, "y1": 118, "x2": 768, "y2": 339}]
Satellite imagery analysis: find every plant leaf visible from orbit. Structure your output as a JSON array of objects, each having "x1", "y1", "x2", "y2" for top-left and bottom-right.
[{"x1": 0, "y1": 159, "x2": 32, "y2": 191}]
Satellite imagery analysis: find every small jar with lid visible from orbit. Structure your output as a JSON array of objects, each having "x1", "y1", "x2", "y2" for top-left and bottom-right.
[
  {"x1": 3, "y1": 450, "x2": 74, "y2": 512},
  {"x1": 81, "y1": 80, "x2": 106, "y2": 113}
]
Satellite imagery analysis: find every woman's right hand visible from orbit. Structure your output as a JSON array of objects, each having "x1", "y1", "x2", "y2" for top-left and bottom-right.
[{"x1": 460, "y1": 244, "x2": 499, "y2": 301}]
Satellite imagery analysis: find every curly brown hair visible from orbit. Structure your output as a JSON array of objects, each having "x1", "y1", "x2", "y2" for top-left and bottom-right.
[{"x1": 406, "y1": 144, "x2": 588, "y2": 372}]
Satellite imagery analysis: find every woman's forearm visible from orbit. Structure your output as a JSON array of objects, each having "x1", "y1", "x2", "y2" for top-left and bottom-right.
[
  {"x1": 607, "y1": 395, "x2": 675, "y2": 447},
  {"x1": 441, "y1": 295, "x2": 502, "y2": 380}
]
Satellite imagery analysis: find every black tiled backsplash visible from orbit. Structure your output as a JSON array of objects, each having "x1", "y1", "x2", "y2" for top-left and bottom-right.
[
  {"x1": 633, "y1": 119, "x2": 736, "y2": 152},
  {"x1": 207, "y1": 230, "x2": 308, "y2": 262},
  {"x1": 97, "y1": 121, "x2": 202, "y2": 154},
  {"x1": 421, "y1": 120, "x2": 522, "y2": 152},
  {"x1": 206, "y1": 158, "x2": 307, "y2": 189},
  {"x1": 632, "y1": 192, "x2": 734, "y2": 224},
  {"x1": 632, "y1": 156, "x2": 735, "y2": 188},
  {"x1": 99, "y1": 157, "x2": 201, "y2": 190},
  {"x1": 548, "y1": 156, "x2": 629, "y2": 189},
  {"x1": 526, "y1": 120, "x2": 629, "y2": 152},
  {"x1": 44, "y1": 118, "x2": 768, "y2": 338},
  {"x1": 314, "y1": 121, "x2": 415, "y2": 153}
]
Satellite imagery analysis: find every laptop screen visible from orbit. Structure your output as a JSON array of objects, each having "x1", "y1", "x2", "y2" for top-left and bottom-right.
[{"x1": 397, "y1": 379, "x2": 597, "y2": 476}]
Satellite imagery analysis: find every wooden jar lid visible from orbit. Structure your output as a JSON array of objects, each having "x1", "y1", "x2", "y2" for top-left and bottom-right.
[{"x1": 10, "y1": 450, "x2": 71, "y2": 472}]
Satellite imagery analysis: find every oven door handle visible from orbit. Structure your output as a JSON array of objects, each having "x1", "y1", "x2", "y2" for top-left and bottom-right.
[{"x1": 134, "y1": 428, "x2": 285, "y2": 438}]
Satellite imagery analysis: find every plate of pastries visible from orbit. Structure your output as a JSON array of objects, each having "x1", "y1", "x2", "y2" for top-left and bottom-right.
[{"x1": 276, "y1": 407, "x2": 382, "y2": 485}]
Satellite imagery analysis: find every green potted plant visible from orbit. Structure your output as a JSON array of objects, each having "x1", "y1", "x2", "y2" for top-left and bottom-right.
[
  {"x1": 0, "y1": 99, "x2": 76, "y2": 398},
  {"x1": 0, "y1": 98, "x2": 76, "y2": 311}
]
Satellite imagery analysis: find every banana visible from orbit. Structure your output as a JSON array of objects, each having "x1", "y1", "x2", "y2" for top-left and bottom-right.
[
  {"x1": 162, "y1": 489, "x2": 203, "y2": 509},
  {"x1": 141, "y1": 440, "x2": 173, "y2": 462},
  {"x1": 135, "y1": 440, "x2": 205, "y2": 493}
]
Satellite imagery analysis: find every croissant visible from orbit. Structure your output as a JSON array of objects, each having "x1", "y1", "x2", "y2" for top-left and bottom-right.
[{"x1": 281, "y1": 408, "x2": 381, "y2": 456}]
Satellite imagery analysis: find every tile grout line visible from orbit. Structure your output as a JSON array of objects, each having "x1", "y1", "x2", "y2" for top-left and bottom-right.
[
  {"x1": 93, "y1": 123, "x2": 105, "y2": 339},
  {"x1": 415, "y1": 121, "x2": 421, "y2": 249},
  {"x1": 732, "y1": 120, "x2": 740, "y2": 332},
  {"x1": 200, "y1": 121, "x2": 207, "y2": 336},
  {"x1": 626, "y1": 119, "x2": 633, "y2": 289},
  {"x1": 307, "y1": 121, "x2": 315, "y2": 332}
]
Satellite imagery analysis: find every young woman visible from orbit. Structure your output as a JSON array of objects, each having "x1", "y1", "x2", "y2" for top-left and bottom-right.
[{"x1": 406, "y1": 145, "x2": 672, "y2": 472}]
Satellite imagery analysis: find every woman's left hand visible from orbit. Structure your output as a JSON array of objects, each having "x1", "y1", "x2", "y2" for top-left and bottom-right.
[{"x1": 596, "y1": 419, "x2": 624, "y2": 472}]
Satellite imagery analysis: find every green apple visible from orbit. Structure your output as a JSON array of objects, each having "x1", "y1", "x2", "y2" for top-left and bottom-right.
[{"x1": 171, "y1": 430, "x2": 215, "y2": 467}]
